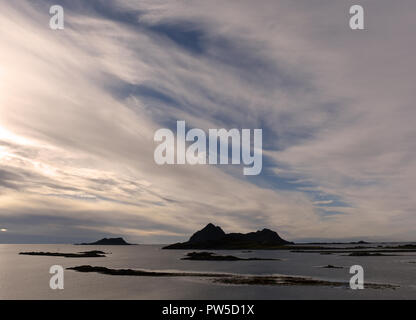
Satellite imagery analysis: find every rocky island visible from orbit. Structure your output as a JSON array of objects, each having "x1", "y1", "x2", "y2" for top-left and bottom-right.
[
  {"x1": 163, "y1": 223, "x2": 293, "y2": 250},
  {"x1": 76, "y1": 237, "x2": 132, "y2": 245}
]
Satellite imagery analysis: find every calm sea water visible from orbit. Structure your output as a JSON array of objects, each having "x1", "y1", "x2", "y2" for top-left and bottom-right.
[{"x1": 0, "y1": 244, "x2": 415, "y2": 299}]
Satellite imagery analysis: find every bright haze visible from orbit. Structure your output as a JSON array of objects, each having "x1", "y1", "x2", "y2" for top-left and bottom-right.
[{"x1": 0, "y1": 0, "x2": 415, "y2": 243}]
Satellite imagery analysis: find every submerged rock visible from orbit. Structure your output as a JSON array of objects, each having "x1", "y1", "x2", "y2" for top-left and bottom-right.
[
  {"x1": 67, "y1": 265, "x2": 398, "y2": 289},
  {"x1": 322, "y1": 264, "x2": 343, "y2": 269},
  {"x1": 19, "y1": 250, "x2": 107, "y2": 258},
  {"x1": 181, "y1": 251, "x2": 279, "y2": 261},
  {"x1": 348, "y1": 252, "x2": 394, "y2": 257}
]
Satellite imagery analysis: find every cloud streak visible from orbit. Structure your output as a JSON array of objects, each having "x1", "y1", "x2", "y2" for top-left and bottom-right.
[{"x1": 0, "y1": 0, "x2": 415, "y2": 243}]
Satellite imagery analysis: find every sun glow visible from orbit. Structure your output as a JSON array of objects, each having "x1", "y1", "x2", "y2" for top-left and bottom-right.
[
  {"x1": 0, "y1": 125, "x2": 32, "y2": 146},
  {"x1": 0, "y1": 66, "x2": 4, "y2": 102}
]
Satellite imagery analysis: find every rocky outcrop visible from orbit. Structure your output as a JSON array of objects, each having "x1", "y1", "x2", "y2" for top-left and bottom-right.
[{"x1": 163, "y1": 223, "x2": 293, "y2": 249}]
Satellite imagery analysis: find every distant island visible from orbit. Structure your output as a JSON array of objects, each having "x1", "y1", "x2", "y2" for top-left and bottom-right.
[
  {"x1": 76, "y1": 237, "x2": 133, "y2": 245},
  {"x1": 163, "y1": 223, "x2": 293, "y2": 249}
]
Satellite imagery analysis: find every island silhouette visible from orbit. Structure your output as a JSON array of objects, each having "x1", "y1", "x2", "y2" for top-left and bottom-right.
[
  {"x1": 76, "y1": 237, "x2": 132, "y2": 245},
  {"x1": 163, "y1": 223, "x2": 293, "y2": 249}
]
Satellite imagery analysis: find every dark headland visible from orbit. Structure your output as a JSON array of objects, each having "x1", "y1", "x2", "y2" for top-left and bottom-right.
[
  {"x1": 76, "y1": 237, "x2": 133, "y2": 245},
  {"x1": 163, "y1": 223, "x2": 293, "y2": 249}
]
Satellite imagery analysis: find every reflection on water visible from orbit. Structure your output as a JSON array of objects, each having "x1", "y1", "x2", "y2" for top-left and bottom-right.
[{"x1": 0, "y1": 244, "x2": 415, "y2": 299}]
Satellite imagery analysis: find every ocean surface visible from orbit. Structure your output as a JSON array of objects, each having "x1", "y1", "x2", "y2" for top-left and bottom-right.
[{"x1": 0, "y1": 244, "x2": 415, "y2": 299}]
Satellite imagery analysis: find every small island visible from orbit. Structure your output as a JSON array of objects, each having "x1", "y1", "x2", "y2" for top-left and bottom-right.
[
  {"x1": 321, "y1": 264, "x2": 344, "y2": 269},
  {"x1": 181, "y1": 252, "x2": 279, "y2": 261},
  {"x1": 76, "y1": 237, "x2": 133, "y2": 245},
  {"x1": 163, "y1": 223, "x2": 293, "y2": 250},
  {"x1": 347, "y1": 252, "x2": 396, "y2": 257}
]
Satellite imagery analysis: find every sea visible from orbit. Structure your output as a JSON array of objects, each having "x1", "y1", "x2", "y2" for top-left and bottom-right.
[{"x1": 0, "y1": 244, "x2": 415, "y2": 299}]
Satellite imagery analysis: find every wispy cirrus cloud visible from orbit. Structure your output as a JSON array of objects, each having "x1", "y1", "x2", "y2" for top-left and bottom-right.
[{"x1": 0, "y1": 0, "x2": 415, "y2": 243}]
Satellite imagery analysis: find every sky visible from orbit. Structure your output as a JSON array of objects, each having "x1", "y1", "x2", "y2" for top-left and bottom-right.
[{"x1": 0, "y1": 0, "x2": 415, "y2": 243}]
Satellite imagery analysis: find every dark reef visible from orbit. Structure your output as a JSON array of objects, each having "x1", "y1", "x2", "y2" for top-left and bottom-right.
[
  {"x1": 292, "y1": 244, "x2": 416, "y2": 255},
  {"x1": 67, "y1": 265, "x2": 228, "y2": 277},
  {"x1": 181, "y1": 251, "x2": 279, "y2": 261},
  {"x1": 347, "y1": 252, "x2": 396, "y2": 257},
  {"x1": 321, "y1": 264, "x2": 344, "y2": 269},
  {"x1": 67, "y1": 265, "x2": 397, "y2": 289},
  {"x1": 19, "y1": 250, "x2": 107, "y2": 258}
]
